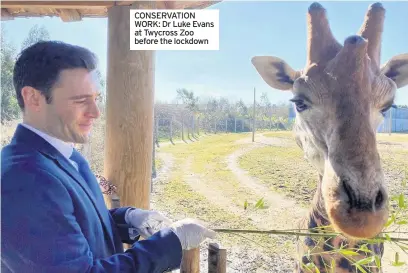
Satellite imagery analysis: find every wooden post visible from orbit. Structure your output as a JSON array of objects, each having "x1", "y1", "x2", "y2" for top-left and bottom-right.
[
  {"x1": 192, "y1": 114, "x2": 195, "y2": 138},
  {"x1": 151, "y1": 137, "x2": 156, "y2": 192},
  {"x1": 197, "y1": 116, "x2": 200, "y2": 135},
  {"x1": 103, "y1": 2, "x2": 156, "y2": 210},
  {"x1": 252, "y1": 87, "x2": 256, "y2": 142},
  {"x1": 182, "y1": 115, "x2": 185, "y2": 141},
  {"x1": 170, "y1": 116, "x2": 174, "y2": 145},
  {"x1": 181, "y1": 248, "x2": 200, "y2": 273},
  {"x1": 208, "y1": 243, "x2": 226, "y2": 273},
  {"x1": 155, "y1": 117, "x2": 160, "y2": 147}
]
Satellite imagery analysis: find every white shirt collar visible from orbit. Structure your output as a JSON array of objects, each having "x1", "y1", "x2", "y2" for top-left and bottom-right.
[{"x1": 21, "y1": 123, "x2": 74, "y2": 161}]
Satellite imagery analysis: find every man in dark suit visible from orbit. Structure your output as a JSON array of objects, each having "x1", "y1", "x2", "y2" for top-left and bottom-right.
[{"x1": 1, "y1": 41, "x2": 215, "y2": 273}]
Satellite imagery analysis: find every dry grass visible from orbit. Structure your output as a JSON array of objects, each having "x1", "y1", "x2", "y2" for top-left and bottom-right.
[
  {"x1": 238, "y1": 144, "x2": 317, "y2": 206},
  {"x1": 152, "y1": 133, "x2": 299, "y2": 271},
  {"x1": 151, "y1": 156, "x2": 281, "y2": 253},
  {"x1": 262, "y1": 131, "x2": 294, "y2": 139},
  {"x1": 159, "y1": 133, "x2": 268, "y2": 208},
  {"x1": 240, "y1": 131, "x2": 408, "y2": 216},
  {"x1": 377, "y1": 133, "x2": 408, "y2": 143}
]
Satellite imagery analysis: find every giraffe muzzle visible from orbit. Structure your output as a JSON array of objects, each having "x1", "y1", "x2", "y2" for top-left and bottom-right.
[{"x1": 324, "y1": 177, "x2": 389, "y2": 239}]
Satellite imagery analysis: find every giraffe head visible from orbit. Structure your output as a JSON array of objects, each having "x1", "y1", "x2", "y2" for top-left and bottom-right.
[{"x1": 251, "y1": 2, "x2": 408, "y2": 239}]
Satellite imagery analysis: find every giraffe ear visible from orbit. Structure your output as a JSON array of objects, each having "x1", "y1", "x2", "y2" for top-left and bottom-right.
[
  {"x1": 381, "y1": 53, "x2": 408, "y2": 89},
  {"x1": 251, "y1": 56, "x2": 301, "y2": 91}
]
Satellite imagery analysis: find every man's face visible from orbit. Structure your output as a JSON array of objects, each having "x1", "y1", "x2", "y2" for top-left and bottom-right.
[{"x1": 41, "y1": 68, "x2": 101, "y2": 144}]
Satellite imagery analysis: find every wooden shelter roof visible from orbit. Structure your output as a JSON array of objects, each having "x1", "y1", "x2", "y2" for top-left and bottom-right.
[{"x1": 1, "y1": 1, "x2": 221, "y2": 22}]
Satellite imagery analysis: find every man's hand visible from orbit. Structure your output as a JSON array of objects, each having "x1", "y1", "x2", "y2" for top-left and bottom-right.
[
  {"x1": 170, "y1": 218, "x2": 216, "y2": 250},
  {"x1": 125, "y1": 208, "x2": 172, "y2": 238}
]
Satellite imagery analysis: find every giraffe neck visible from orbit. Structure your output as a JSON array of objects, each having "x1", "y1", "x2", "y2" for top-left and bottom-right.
[{"x1": 295, "y1": 175, "x2": 384, "y2": 273}]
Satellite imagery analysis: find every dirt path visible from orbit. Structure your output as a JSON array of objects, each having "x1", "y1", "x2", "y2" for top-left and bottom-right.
[
  {"x1": 238, "y1": 134, "x2": 408, "y2": 273},
  {"x1": 152, "y1": 134, "x2": 408, "y2": 273},
  {"x1": 151, "y1": 151, "x2": 297, "y2": 272},
  {"x1": 180, "y1": 155, "x2": 297, "y2": 272},
  {"x1": 226, "y1": 144, "x2": 307, "y2": 229},
  {"x1": 234, "y1": 133, "x2": 293, "y2": 147}
]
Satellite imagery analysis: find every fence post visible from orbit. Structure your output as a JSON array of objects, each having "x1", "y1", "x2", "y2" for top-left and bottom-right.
[
  {"x1": 181, "y1": 248, "x2": 200, "y2": 273},
  {"x1": 252, "y1": 87, "x2": 256, "y2": 142},
  {"x1": 170, "y1": 117, "x2": 174, "y2": 145},
  {"x1": 151, "y1": 137, "x2": 156, "y2": 192},
  {"x1": 192, "y1": 115, "x2": 195, "y2": 138},
  {"x1": 208, "y1": 243, "x2": 226, "y2": 273},
  {"x1": 155, "y1": 118, "x2": 160, "y2": 147},
  {"x1": 197, "y1": 116, "x2": 200, "y2": 136},
  {"x1": 182, "y1": 115, "x2": 185, "y2": 141}
]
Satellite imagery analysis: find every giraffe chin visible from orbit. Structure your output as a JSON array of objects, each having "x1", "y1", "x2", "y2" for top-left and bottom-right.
[{"x1": 327, "y1": 202, "x2": 389, "y2": 240}]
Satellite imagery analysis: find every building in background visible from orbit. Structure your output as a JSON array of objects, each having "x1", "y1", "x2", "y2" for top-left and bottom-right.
[{"x1": 378, "y1": 107, "x2": 408, "y2": 133}]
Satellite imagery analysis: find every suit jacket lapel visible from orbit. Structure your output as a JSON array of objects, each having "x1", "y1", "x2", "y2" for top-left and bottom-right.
[
  {"x1": 54, "y1": 156, "x2": 116, "y2": 248},
  {"x1": 11, "y1": 125, "x2": 116, "y2": 249}
]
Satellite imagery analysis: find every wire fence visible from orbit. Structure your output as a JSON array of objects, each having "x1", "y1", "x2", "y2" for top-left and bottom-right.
[{"x1": 153, "y1": 115, "x2": 293, "y2": 145}]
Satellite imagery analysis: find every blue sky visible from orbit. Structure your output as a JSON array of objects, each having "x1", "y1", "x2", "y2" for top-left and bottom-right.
[{"x1": 2, "y1": 1, "x2": 408, "y2": 105}]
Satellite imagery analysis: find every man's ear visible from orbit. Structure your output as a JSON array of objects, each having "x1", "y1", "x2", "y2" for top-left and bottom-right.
[
  {"x1": 251, "y1": 56, "x2": 301, "y2": 91},
  {"x1": 380, "y1": 53, "x2": 408, "y2": 89}
]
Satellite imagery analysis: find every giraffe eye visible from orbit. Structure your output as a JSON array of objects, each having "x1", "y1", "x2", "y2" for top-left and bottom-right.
[
  {"x1": 290, "y1": 99, "x2": 308, "y2": 113},
  {"x1": 380, "y1": 104, "x2": 396, "y2": 117}
]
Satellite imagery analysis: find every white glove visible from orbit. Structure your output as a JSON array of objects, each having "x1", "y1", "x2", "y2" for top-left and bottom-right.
[
  {"x1": 125, "y1": 208, "x2": 172, "y2": 238},
  {"x1": 170, "y1": 218, "x2": 216, "y2": 250}
]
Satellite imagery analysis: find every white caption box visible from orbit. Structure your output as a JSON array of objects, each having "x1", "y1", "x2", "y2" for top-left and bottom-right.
[{"x1": 130, "y1": 9, "x2": 219, "y2": 50}]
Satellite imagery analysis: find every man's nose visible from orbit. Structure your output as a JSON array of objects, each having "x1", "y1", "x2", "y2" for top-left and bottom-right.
[{"x1": 87, "y1": 100, "x2": 101, "y2": 118}]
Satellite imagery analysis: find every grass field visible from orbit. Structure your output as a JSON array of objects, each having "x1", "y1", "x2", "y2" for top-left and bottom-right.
[
  {"x1": 2, "y1": 119, "x2": 407, "y2": 272},
  {"x1": 151, "y1": 130, "x2": 408, "y2": 273}
]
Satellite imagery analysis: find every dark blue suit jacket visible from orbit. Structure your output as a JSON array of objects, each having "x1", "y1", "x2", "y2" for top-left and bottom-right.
[{"x1": 1, "y1": 125, "x2": 182, "y2": 272}]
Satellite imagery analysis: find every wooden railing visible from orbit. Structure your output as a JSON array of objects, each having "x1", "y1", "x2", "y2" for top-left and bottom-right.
[{"x1": 101, "y1": 188, "x2": 226, "y2": 272}]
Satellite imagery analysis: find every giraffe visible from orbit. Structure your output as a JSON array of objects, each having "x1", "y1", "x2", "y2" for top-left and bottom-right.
[{"x1": 251, "y1": 2, "x2": 408, "y2": 272}]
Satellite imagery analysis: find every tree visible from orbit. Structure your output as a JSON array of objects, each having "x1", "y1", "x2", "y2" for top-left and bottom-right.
[
  {"x1": 94, "y1": 69, "x2": 106, "y2": 113},
  {"x1": 1, "y1": 28, "x2": 20, "y2": 123},
  {"x1": 260, "y1": 92, "x2": 272, "y2": 118},
  {"x1": 21, "y1": 24, "x2": 50, "y2": 50},
  {"x1": 236, "y1": 99, "x2": 248, "y2": 118},
  {"x1": 176, "y1": 88, "x2": 199, "y2": 112},
  {"x1": 176, "y1": 88, "x2": 200, "y2": 139}
]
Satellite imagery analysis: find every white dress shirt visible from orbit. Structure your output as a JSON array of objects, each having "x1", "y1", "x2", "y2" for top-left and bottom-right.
[
  {"x1": 20, "y1": 123, "x2": 79, "y2": 171},
  {"x1": 21, "y1": 123, "x2": 136, "y2": 232}
]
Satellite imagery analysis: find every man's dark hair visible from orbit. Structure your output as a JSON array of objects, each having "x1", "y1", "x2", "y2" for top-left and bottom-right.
[{"x1": 13, "y1": 40, "x2": 98, "y2": 110}]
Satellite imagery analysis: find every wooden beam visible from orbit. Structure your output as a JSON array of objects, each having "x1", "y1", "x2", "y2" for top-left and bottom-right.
[
  {"x1": 1, "y1": 1, "x2": 116, "y2": 9},
  {"x1": 1, "y1": 8, "x2": 14, "y2": 20},
  {"x1": 56, "y1": 8, "x2": 82, "y2": 22},
  {"x1": 1, "y1": 1, "x2": 221, "y2": 10},
  {"x1": 103, "y1": 1, "x2": 156, "y2": 210}
]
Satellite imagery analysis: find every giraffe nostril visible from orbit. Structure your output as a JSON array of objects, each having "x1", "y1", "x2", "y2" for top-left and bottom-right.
[
  {"x1": 342, "y1": 179, "x2": 356, "y2": 208},
  {"x1": 342, "y1": 179, "x2": 387, "y2": 211},
  {"x1": 375, "y1": 190, "x2": 385, "y2": 209}
]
